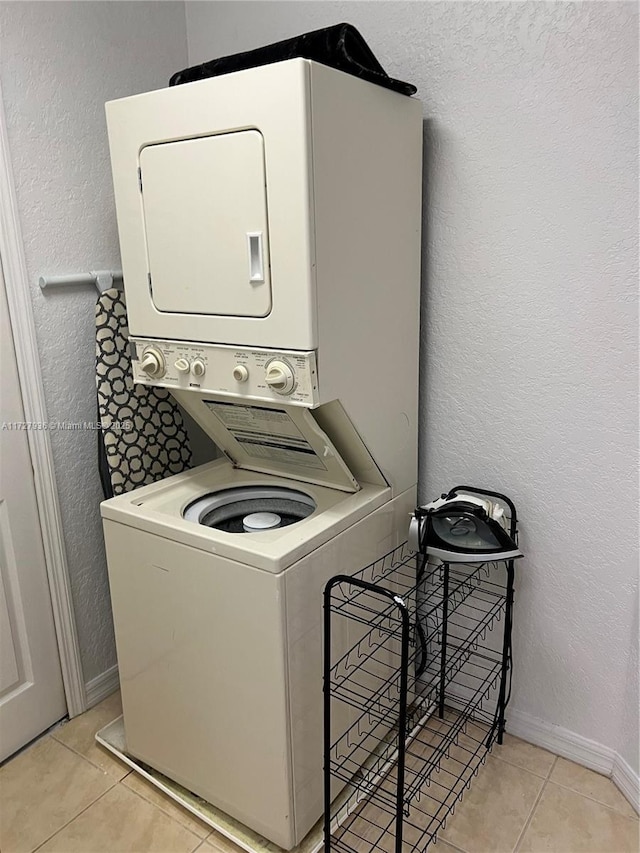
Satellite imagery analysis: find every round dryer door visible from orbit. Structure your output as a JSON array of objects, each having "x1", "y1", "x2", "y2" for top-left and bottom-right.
[{"x1": 183, "y1": 486, "x2": 316, "y2": 533}]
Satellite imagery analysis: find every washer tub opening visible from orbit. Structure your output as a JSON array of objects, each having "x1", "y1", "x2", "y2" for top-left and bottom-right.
[{"x1": 183, "y1": 486, "x2": 317, "y2": 533}]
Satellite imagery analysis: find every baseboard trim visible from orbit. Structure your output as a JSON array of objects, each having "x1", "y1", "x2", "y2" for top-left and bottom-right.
[
  {"x1": 506, "y1": 708, "x2": 614, "y2": 774},
  {"x1": 612, "y1": 752, "x2": 640, "y2": 815},
  {"x1": 85, "y1": 665, "x2": 119, "y2": 708},
  {"x1": 506, "y1": 708, "x2": 639, "y2": 814}
]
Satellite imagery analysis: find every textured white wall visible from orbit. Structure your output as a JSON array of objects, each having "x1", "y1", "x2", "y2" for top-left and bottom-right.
[
  {"x1": 0, "y1": 1, "x2": 188, "y2": 683},
  {"x1": 1, "y1": 0, "x2": 636, "y2": 774},
  {"x1": 186, "y1": 2, "x2": 639, "y2": 772}
]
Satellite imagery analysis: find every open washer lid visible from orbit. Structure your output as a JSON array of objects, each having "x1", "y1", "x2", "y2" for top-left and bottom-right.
[{"x1": 171, "y1": 392, "x2": 364, "y2": 493}]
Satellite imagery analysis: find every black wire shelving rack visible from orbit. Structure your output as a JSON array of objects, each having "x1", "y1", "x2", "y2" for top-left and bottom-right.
[{"x1": 323, "y1": 489, "x2": 518, "y2": 853}]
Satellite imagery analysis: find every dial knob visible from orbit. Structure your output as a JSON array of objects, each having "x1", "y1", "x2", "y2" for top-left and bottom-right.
[
  {"x1": 191, "y1": 358, "x2": 206, "y2": 378},
  {"x1": 174, "y1": 358, "x2": 190, "y2": 374},
  {"x1": 265, "y1": 360, "x2": 295, "y2": 395},
  {"x1": 140, "y1": 347, "x2": 165, "y2": 378},
  {"x1": 233, "y1": 365, "x2": 249, "y2": 383}
]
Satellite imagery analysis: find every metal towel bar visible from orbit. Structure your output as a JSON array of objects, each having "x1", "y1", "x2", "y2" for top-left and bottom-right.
[{"x1": 39, "y1": 270, "x2": 124, "y2": 294}]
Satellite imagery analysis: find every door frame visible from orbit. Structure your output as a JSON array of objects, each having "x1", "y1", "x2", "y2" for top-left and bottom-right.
[{"x1": 0, "y1": 81, "x2": 86, "y2": 717}]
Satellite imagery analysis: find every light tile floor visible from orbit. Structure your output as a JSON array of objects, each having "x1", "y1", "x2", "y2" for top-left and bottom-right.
[{"x1": 0, "y1": 693, "x2": 637, "y2": 853}]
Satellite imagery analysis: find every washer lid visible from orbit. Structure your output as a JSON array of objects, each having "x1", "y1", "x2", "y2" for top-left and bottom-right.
[{"x1": 170, "y1": 392, "x2": 362, "y2": 493}]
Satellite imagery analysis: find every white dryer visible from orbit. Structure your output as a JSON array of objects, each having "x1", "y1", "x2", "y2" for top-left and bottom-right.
[{"x1": 102, "y1": 58, "x2": 422, "y2": 849}]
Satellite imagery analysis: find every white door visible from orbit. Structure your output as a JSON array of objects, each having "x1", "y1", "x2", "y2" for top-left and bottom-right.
[
  {"x1": 140, "y1": 130, "x2": 272, "y2": 318},
  {"x1": 0, "y1": 259, "x2": 66, "y2": 761}
]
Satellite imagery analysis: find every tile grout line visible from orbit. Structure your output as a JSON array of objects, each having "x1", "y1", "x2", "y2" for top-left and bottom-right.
[
  {"x1": 121, "y1": 774, "x2": 212, "y2": 837},
  {"x1": 28, "y1": 782, "x2": 205, "y2": 853},
  {"x1": 496, "y1": 749, "x2": 639, "y2": 820},
  {"x1": 512, "y1": 755, "x2": 558, "y2": 853},
  {"x1": 122, "y1": 778, "x2": 206, "y2": 843},
  {"x1": 491, "y1": 751, "x2": 555, "y2": 781},
  {"x1": 435, "y1": 750, "x2": 555, "y2": 853},
  {"x1": 434, "y1": 838, "x2": 467, "y2": 852},
  {"x1": 541, "y1": 779, "x2": 640, "y2": 821},
  {"x1": 545, "y1": 752, "x2": 639, "y2": 820},
  {"x1": 193, "y1": 834, "x2": 211, "y2": 852},
  {"x1": 50, "y1": 729, "x2": 131, "y2": 780},
  {"x1": 29, "y1": 777, "x2": 119, "y2": 853}
]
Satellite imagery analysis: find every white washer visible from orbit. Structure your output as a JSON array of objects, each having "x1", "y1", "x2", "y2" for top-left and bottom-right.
[
  {"x1": 103, "y1": 59, "x2": 422, "y2": 850},
  {"x1": 103, "y1": 459, "x2": 414, "y2": 848}
]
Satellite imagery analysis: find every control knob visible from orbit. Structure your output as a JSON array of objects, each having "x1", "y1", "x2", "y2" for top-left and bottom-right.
[
  {"x1": 233, "y1": 365, "x2": 249, "y2": 383},
  {"x1": 140, "y1": 347, "x2": 165, "y2": 378},
  {"x1": 191, "y1": 358, "x2": 206, "y2": 378},
  {"x1": 174, "y1": 358, "x2": 190, "y2": 374},
  {"x1": 265, "y1": 360, "x2": 295, "y2": 395}
]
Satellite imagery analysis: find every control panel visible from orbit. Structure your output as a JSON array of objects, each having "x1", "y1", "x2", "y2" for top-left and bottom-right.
[{"x1": 129, "y1": 338, "x2": 320, "y2": 407}]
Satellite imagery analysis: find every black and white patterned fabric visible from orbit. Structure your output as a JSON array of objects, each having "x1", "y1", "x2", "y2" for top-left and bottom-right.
[{"x1": 96, "y1": 288, "x2": 192, "y2": 498}]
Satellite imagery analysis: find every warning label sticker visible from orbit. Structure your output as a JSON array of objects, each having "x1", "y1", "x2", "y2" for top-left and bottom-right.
[{"x1": 204, "y1": 402, "x2": 327, "y2": 471}]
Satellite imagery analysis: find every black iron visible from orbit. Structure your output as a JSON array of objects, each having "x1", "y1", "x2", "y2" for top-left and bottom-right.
[{"x1": 413, "y1": 486, "x2": 521, "y2": 562}]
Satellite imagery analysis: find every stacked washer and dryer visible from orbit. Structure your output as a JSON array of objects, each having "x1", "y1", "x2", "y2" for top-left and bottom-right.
[{"x1": 102, "y1": 59, "x2": 422, "y2": 850}]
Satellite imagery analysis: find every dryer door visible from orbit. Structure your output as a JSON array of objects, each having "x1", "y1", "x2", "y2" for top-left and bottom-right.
[{"x1": 140, "y1": 130, "x2": 272, "y2": 319}]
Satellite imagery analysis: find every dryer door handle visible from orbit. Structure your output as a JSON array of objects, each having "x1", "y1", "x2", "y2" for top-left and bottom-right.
[{"x1": 247, "y1": 232, "x2": 264, "y2": 283}]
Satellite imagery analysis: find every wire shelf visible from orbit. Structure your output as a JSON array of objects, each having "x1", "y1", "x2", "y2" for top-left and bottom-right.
[
  {"x1": 330, "y1": 708, "x2": 494, "y2": 853},
  {"x1": 323, "y1": 491, "x2": 518, "y2": 853}
]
